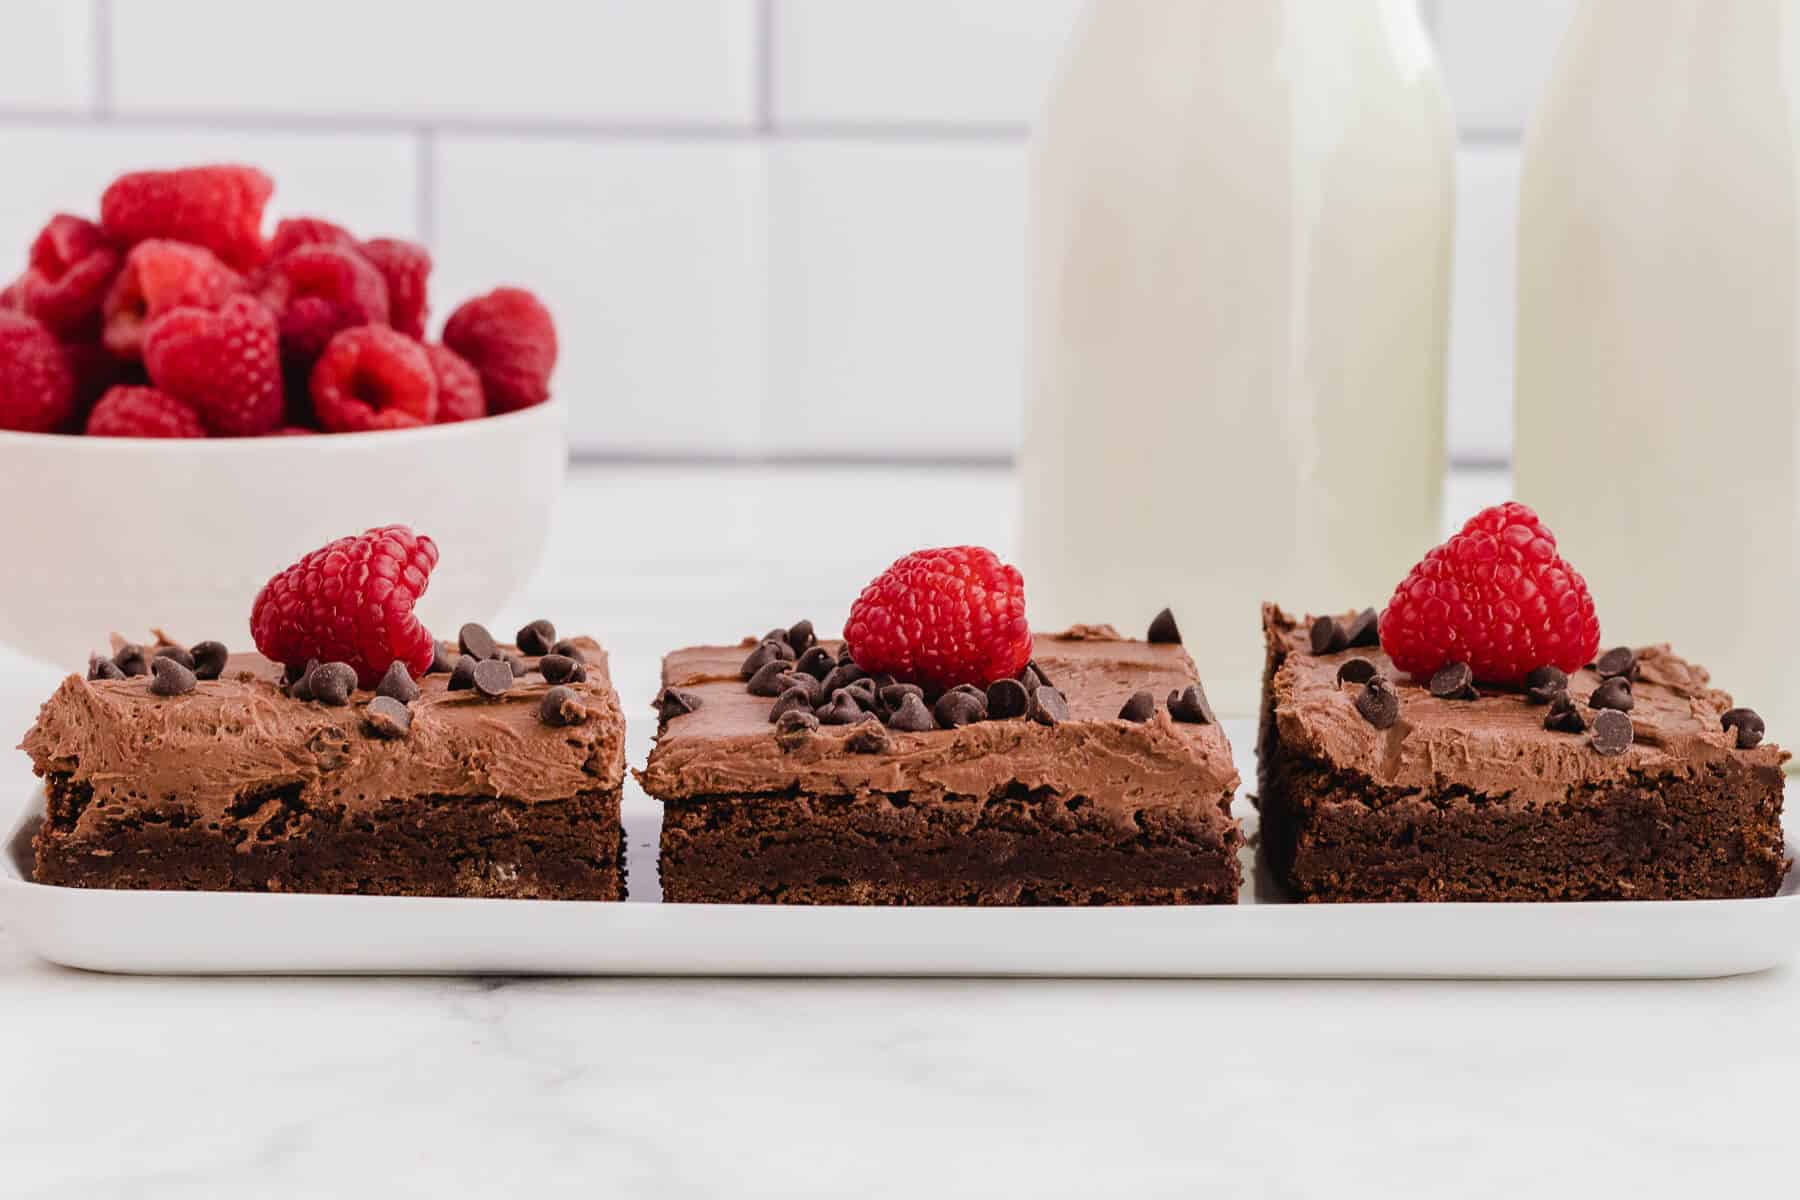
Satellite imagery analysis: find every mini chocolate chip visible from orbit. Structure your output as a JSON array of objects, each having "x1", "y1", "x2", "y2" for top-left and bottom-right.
[
  {"x1": 149, "y1": 655, "x2": 196, "y2": 696},
  {"x1": 846, "y1": 677, "x2": 878, "y2": 705},
  {"x1": 1028, "y1": 686, "x2": 1069, "y2": 726},
  {"x1": 1336, "y1": 658, "x2": 1378, "y2": 686},
  {"x1": 427, "y1": 643, "x2": 455, "y2": 674},
  {"x1": 1343, "y1": 608, "x2": 1381, "y2": 649},
  {"x1": 786, "y1": 619, "x2": 816, "y2": 656},
  {"x1": 1310, "y1": 615, "x2": 1347, "y2": 656},
  {"x1": 540, "y1": 685, "x2": 588, "y2": 727},
  {"x1": 1544, "y1": 692, "x2": 1586, "y2": 733},
  {"x1": 1722, "y1": 708, "x2": 1766, "y2": 750},
  {"x1": 818, "y1": 691, "x2": 874, "y2": 725},
  {"x1": 153, "y1": 643, "x2": 195, "y2": 670},
  {"x1": 549, "y1": 639, "x2": 582, "y2": 660},
  {"x1": 515, "y1": 619, "x2": 557, "y2": 657},
  {"x1": 459, "y1": 622, "x2": 500, "y2": 661},
  {"x1": 1589, "y1": 676, "x2": 1634, "y2": 712},
  {"x1": 1591, "y1": 708, "x2": 1633, "y2": 756},
  {"x1": 539, "y1": 654, "x2": 587, "y2": 685},
  {"x1": 934, "y1": 690, "x2": 987, "y2": 728},
  {"x1": 775, "y1": 708, "x2": 819, "y2": 736},
  {"x1": 869, "y1": 672, "x2": 897, "y2": 693},
  {"x1": 1019, "y1": 660, "x2": 1054, "y2": 691},
  {"x1": 886, "y1": 693, "x2": 937, "y2": 732},
  {"x1": 87, "y1": 654, "x2": 125, "y2": 681},
  {"x1": 472, "y1": 659, "x2": 514, "y2": 697},
  {"x1": 506, "y1": 652, "x2": 529, "y2": 677},
  {"x1": 1354, "y1": 678, "x2": 1400, "y2": 730},
  {"x1": 741, "y1": 637, "x2": 796, "y2": 679},
  {"x1": 796, "y1": 645, "x2": 836, "y2": 680},
  {"x1": 375, "y1": 660, "x2": 420, "y2": 705},
  {"x1": 775, "y1": 672, "x2": 821, "y2": 705},
  {"x1": 1428, "y1": 661, "x2": 1477, "y2": 701},
  {"x1": 449, "y1": 657, "x2": 479, "y2": 691},
  {"x1": 747, "y1": 659, "x2": 793, "y2": 697},
  {"x1": 656, "y1": 687, "x2": 702, "y2": 721},
  {"x1": 364, "y1": 695, "x2": 412, "y2": 738},
  {"x1": 1146, "y1": 608, "x2": 1182, "y2": 645},
  {"x1": 768, "y1": 686, "x2": 817, "y2": 723},
  {"x1": 986, "y1": 678, "x2": 1029, "y2": 720},
  {"x1": 1595, "y1": 646, "x2": 1637, "y2": 680},
  {"x1": 1524, "y1": 665, "x2": 1568, "y2": 705},
  {"x1": 284, "y1": 660, "x2": 308, "y2": 685},
  {"x1": 190, "y1": 641, "x2": 228, "y2": 681},
  {"x1": 1118, "y1": 690, "x2": 1157, "y2": 722},
  {"x1": 819, "y1": 664, "x2": 865, "y2": 697},
  {"x1": 288, "y1": 658, "x2": 321, "y2": 700},
  {"x1": 310, "y1": 662, "x2": 357, "y2": 706},
  {"x1": 837, "y1": 645, "x2": 856, "y2": 666},
  {"x1": 846, "y1": 725, "x2": 892, "y2": 754},
  {"x1": 880, "y1": 682, "x2": 925, "y2": 710},
  {"x1": 1167, "y1": 684, "x2": 1214, "y2": 724},
  {"x1": 113, "y1": 644, "x2": 149, "y2": 677}
]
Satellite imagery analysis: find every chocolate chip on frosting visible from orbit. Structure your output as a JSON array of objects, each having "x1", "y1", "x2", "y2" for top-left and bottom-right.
[
  {"x1": 1590, "y1": 708, "x2": 1633, "y2": 756},
  {"x1": 309, "y1": 662, "x2": 357, "y2": 706},
  {"x1": 549, "y1": 638, "x2": 582, "y2": 660},
  {"x1": 87, "y1": 654, "x2": 124, "y2": 681},
  {"x1": 1524, "y1": 665, "x2": 1568, "y2": 705},
  {"x1": 375, "y1": 660, "x2": 420, "y2": 705},
  {"x1": 288, "y1": 658, "x2": 321, "y2": 700},
  {"x1": 515, "y1": 619, "x2": 557, "y2": 657},
  {"x1": 471, "y1": 658, "x2": 514, "y2": 698},
  {"x1": 1028, "y1": 685, "x2": 1069, "y2": 726},
  {"x1": 776, "y1": 672, "x2": 822, "y2": 705},
  {"x1": 934, "y1": 689, "x2": 986, "y2": 728},
  {"x1": 880, "y1": 682, "x2": 924, "y2": 711},
  {"x1": 1343, "y1": 608, "x2": 1381, "y2": 649},
  {"x1": 796, "y1": 645, "x2": 836, "y2": 680},
  {"x1": 364, "y1": 695, "x2": 412, "y2": 739},
  {"x1": 1309, "y1": 615, "x2": 1348, "y2": 656},
  {"x1": 1167, "y1": 684, "x2": 1215, "y2": 725},
  {"x1": 539, "y1": 685, "x2": 588, "y2": 727},
  {"x1": 845, "y1": 725, "x2": 893, "y2": 754},
  {"x1": 191, "y1": 641, "x2": 229, "y2": 681},
  {"x1": 506, "y1": 652, "x2": 529, "y2": 678},
  {"x1": 818, "y1": 663, "x2": 865, "y2": 698},
  {"x1": 845, "y1": 677, "x2": 879, "y2": 709},
  {"x1": 1118, "y1": 690, "x2": 1157, "y2": 722},
  {"x1": 986, "y1": 678, "x2": 1029, "y2": 720},
  {"x1": 774, "y1": 708, "x2": 820, "y2": 747},
  {"x1": 539, "y1": 653, "x2": 587, "y2": 685},
  {"x1": 1595, "y1": 646, "x2": 1638, "y2": 681},
  {"x1": 1335, "y1": 658, "x2": 1378, "y2": 686},
  {"x1": 786, "y1": 619, "x2": 817, "y2": 656},
  {"x1": 818, "y1": 690, "x2": 875, "y2": 725},
  {"x1": 740, "y1": 637, "x2": 796, "y2": 679},
  {"x1": 768, "y1": 687, "x2": 816, "y2": 724},
  {"x1": 746, "y1": 658, "x2": 793, "y2": 697},
  {"x1": 1146, "y1": 608, "x2": 1182, "y2": 645},
  {"x1": 886, "y1": 693, "x2": 936, "y2": 732},
  {"x1": 1589, "y1": 676, "x2": 1634, "y2": 712},
  {"x1": 113, "y1": 643, "x2": 149, "y2": 677},
  {"x1": 459, "y1": 622, "x2": 500, "y2": 661},
  {"x1": 1722, "y1": 707, "x2": 1766, "y2": 750},
  {"x1": 656, "y1": 687, "x2": 702, "y2": 721},
  {"x1": 427, "y1": 643, "x2": 455, "y2": 674},
  {"x1": 1354, "y1": 677, "x2": 1400, "y2": 730},
  {"x1": 149, "y1": 655, "x2": 196, "y2": 696},
  {"x1": 448, "y1": 657, "x2": 478, "y2": 692},
  {"x1": 153, "y1": 643, "x2": 195, "y2": 671},
  {"x1": 1544, "y1": 692, "x2": 1586, "y2": 733},
  {"x1": 1428, "y1": 661, "x2": 1476, "y2": 701}
]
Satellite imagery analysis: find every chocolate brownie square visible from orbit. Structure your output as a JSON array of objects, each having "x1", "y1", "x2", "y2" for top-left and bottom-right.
[{"x1": 1258, "y1": 604, "x2": 1790, "y2": 901}]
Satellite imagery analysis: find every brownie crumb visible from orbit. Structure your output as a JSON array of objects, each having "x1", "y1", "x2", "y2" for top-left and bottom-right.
[{"x1": 1146, "y1": 608, "x2": 1182, "y2": 645}]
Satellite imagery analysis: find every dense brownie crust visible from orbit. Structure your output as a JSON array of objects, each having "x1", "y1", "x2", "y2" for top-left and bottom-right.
[
  {"x1": 1259, "y1": 605, "x2": 1790, "y2": 901},
  {"x1": 644, "y1": 628, "x2": 1242, "y2": 906}
]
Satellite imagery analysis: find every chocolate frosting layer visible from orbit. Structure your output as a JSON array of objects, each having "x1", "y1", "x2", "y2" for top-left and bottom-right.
[
  {"x1": 21, "y1": 637, "x2": 625, "y2": 827},
  {"x1": 638, "y1": 628, "x2": 1238, "y2": 836},
  {"x1": 1262, "y1": 605, "x2": 1788, "y2": 805}
]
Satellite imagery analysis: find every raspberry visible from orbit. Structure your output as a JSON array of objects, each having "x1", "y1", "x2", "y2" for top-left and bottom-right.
[
  {"x1": 423, "y1": 343, "x2": 484, "y2": 422},
  {"x1": 64, "y1": 339, "x2": 143, "y2": 421},
  {"x1": 441, "y1": 287, "x2": 557, "y2": 414},
  {"x1": 359, "y1": 238, "x2": 431, "y2": 339},
  {"x1": 267, "y1": 217, "x2": 355, "y2": 259},
  {"x1": 0, "y1": 277, "x2": 20, "y2": 312},
  {"x1": 0, "y1": 313, "x2": 76, "y2": 433},
  {"x1": 845, "y1": 546, "x2": 1032, "y2": 691},
  {"x1": 310, "y1": 326, "x2": 438, "y2": 432},
  {"x1": 250, "y1": 525, "x2": 440, "y2": 688},
  {"x1": 99, "y1": 165, "x2": 273, "y2": 272},
  {"x1": 1378, "y1": 501, "x2": 1601, "y2": 685},
  {"x1": 103, "y1": 240, "x2": 243, "y2": 358},
  {"x1": 143, "y1": 295, "x2": 283, "y2": 437},
  {"x1": 17, "y1": 214, "x2": 120, "y2": 338},
  {"x1": 85, "y1": 386, "x2": 206, "y2": 438},
  {"x1": 260, "y1": 244, "x2": 389, "y2": 365}
]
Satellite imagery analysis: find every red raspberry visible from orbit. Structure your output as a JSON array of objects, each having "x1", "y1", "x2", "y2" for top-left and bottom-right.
[
  {"x1": 260, "y1": 244, "x2": 389, "y2": 365},
  {"x1": 85, "y1": 386, "x2": 206, "y2": 438},
  {"x1": 423, "y1": 343, "x2": 484, "y2": 422},
  {"x1": 99, "y1": 165, "x2": 273, "y2": 273},
  {"x1": 64, "y1": 340, "x2": 144, "y2": 422},
  {"x1": 310, "y1": 326, "x2": 438, "y2": 432},
  {"x1": 0, "y1": 313, "x2": 76, "y2": 433},
  {"x1": 143, "y1": 295, "x2": 283, "y2": 437},
  {"x1": 1379, "y1": 501, "x2": 1601, "y2": 685},
  {"x1": 270, "y1": 425, "x2": 317, "y2": 436},
  {"x1": 103, "y1": 240, "x2": 243, "y2": 358},
  {"x1": 0, "y1": 277, "x2": 21, "y2": 312},
  {"x1": 442, "y1": 287, "x2": 557, "y2": 414},
  {"x1": 250, "y1": 525, "x2": 440, "y2": 688},
  {"x1": 360, "y1": 238, "x2": 431, "y2": 339},
  {"x1": 267, "y1": 217, "x2": 355, "y2": 259},
  {"x1": 17, "y1": 215, "x2": 121, "y2": 338},
  {"x1": 845, "y1": 546, "x2": 1032, "y2": 691}
]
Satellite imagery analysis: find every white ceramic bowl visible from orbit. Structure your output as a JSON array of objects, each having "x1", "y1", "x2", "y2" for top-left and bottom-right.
[{"x1": 0, "y1": 399, "x2": 566, "y2": 671}]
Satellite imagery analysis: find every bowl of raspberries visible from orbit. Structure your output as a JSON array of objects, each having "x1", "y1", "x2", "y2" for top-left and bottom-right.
[{"x1": 0, "y1": 163, "x2": 566, "y2": 668}]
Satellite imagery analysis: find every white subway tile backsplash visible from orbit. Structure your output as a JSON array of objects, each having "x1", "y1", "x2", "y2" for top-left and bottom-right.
[
  {"x1": 0, "y1": 1, "x2": 93, "y2": 112},
  {"x1": 111, "y1": 0, "x2": 759, "y2": 126},
  {"x1": 773, "y1": 0, "x2": 1083, "y2": 125},
  {"x1": 1434, "y1": 0, "x2": 1573, "y2": 134},
  {"x1": 1446, "y1": 145, "x2": 1520, "y2": 462},
  {"x1": 767, "y1": 141, "x2": 1027, "y2": 456},
  {"x1": 433, "y1": 137, "x2": 766, "y2": 454}
]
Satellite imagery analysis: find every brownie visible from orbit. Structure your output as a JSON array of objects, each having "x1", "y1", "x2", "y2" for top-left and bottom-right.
[
  {"x1": 1258, "y1": 604, "x2": 1790, "y2": 902},
  {"x1": 21, "y1": 634, "x2": 626, "y2": 899},
  {"x1": 640, "y1": 625, "x2": 1241, "y2": 905}
]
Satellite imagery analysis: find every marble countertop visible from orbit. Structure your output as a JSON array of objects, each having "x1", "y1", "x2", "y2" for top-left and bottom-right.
[{"x1": 1, "y1": 464, "x2": 1794, "y2": 1198}]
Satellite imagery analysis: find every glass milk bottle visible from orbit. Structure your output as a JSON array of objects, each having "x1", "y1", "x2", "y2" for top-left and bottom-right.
[
  {"x1": 1019, "y1": 0, "x2": 1453, "y2": 716},
  {"x1": 1514, "y1": 0, "x2": 1800, "y2": 742}
]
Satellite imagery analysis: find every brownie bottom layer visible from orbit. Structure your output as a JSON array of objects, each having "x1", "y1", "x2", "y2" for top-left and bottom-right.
[
  {"x1": 1258, "y1": 750, "x2": 1789, "y2": 902},
  {"x1": 660, "y1": 786, "x2": 1240, "y2": 905},
  {"x1": 34, "y1": 774, "x2": 623, "y2": 900}
]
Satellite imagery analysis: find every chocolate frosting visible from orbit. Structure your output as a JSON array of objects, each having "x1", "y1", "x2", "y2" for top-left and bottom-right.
[
  {"x1": 20, "y1": 637, "x2": 625, "y2": 828},
  {"x1": 1262, "y1": 605, "x2": 1788, "y2": 805},
  {"x1": 638, "y1": 627, "x2": 1238, "y2": 836}
]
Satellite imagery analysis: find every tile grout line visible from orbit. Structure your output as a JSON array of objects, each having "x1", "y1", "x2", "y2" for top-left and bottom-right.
[{"x1": 90, "y1": 0, "x2": 113, "y2": 115}]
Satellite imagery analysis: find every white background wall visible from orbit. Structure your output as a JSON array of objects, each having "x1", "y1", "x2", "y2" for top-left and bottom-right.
[{"x1": 0, "y1": 0, "x2": 1571, "y2": 464}]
